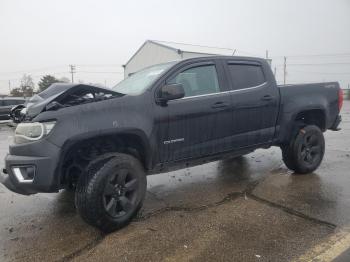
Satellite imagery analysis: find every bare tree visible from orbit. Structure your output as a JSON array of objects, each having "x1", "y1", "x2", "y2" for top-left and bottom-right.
[
  {"x1": 20, "y1": 74, "x2": 34, "y2": 97},
  {"x1": 10, "y1": 88, "x2": 23, "y2": 97}
]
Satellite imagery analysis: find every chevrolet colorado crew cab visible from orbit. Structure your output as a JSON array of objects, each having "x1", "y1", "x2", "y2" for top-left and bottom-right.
[{"x1": 1, "y1": 56, "x2": 343, "y2": 232}]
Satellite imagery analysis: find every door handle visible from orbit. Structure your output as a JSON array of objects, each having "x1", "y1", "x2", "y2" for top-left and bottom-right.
[
  {"x1": 261, "y1": 95, "x2": 274, "y2": 101},
  {"x1": 211, "y1": 101, "x2": 229, "y2": 109}
]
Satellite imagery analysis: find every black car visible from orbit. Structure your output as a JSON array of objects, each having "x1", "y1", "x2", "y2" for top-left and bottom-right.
[
  {"x1": 0, "y1": 56, "x2": 343, "y2": 232},
  {"x1": 0, "y1": 97, "x2": 26, "y2": 120}
]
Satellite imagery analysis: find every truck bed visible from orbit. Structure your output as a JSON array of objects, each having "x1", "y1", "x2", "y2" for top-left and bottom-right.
[{"x1": 276, "y1": 81, "x2": 340, "y2": 142}]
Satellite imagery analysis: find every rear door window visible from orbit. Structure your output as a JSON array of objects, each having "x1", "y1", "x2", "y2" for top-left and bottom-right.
[{"x1": 227, "y1": 63, "x2": 265, "y2": 90}]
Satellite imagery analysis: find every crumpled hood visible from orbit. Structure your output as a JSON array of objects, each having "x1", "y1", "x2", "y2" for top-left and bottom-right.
[{"x1": 24, "y1": 83, "x2": 123, "y2": 119}]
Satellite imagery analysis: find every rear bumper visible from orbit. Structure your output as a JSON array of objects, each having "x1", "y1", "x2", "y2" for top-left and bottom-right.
[{"x1": 330, "y1": 115, "x2": 342, "y2": 131}]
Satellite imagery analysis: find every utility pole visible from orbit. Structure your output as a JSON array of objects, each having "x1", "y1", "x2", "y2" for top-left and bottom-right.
[
  {"x1": 8, "y1": 80, "x2": 11, "y2": 94},
  {"x1": 283, "y1": 56, "x2": 287, "y2": 85},
  {"x1": 274, "y1": 66, "x2": 277, "y2": 77},
  {"x1": 265, "y1": 50, "x2": 273, "y2": 67},
  {"x1": 69, "y1": 65, "x2": 76, "y2": 83}
]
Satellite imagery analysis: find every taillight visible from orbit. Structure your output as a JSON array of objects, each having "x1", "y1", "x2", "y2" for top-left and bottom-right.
[{"x1": 339, "y1": 89, "x2": 344, "y2": 111}]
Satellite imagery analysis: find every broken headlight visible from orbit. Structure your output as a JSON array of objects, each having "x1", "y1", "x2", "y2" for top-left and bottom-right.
[{"x1": 14, "y1": 121, "x2": 56, "y2": 144}]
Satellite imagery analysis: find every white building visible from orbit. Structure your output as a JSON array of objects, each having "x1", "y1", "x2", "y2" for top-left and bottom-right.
[{"x1": 123, "y1": 40, "x2": 235, "y2": 78}]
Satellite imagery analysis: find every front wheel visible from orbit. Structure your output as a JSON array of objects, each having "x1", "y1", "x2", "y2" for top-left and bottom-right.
[
  {"x1": 75, "y1": 153, "x2": 147, "y2": 232},
  {"x1": 281, "y1": 125, "x2": 325, "y2": 174}
]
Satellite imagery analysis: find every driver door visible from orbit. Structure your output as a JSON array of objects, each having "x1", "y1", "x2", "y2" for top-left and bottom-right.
[{"x1": 159, "y1": 60, "x2": 234, "y2": 162}]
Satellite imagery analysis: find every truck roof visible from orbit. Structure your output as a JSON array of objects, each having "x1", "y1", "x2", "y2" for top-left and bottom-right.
[{"x1": 179, "y1": 55, "x2": 268, "y2": 63}]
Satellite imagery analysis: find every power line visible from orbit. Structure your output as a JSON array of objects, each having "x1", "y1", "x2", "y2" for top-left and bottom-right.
[
  {"x1": 76, "y1": 64, "x2": 123, "y2": 67},
  {"x1": 288, "y1": 62, "x2": 350, "y2": 66},
  {"x1": 274, "y1": 62, "x2": 350, "y2": 67},
  {"x1": 0, "y1": 69, "x2": 125, "y2": 82},
  {"x1": 288, "y1": 70, "x2": 350, "y2": 75},
  {"x1": 0, "y1": 65, "x2": 67, "y2": 75},
  {"x1": 271, "y1": 53, "x2": 350, "y2": 59},
  {"x1": 1, "y1": 50, "x2": 349, "y2": 74},
  {"x1": 77, "y1": 71, "x2": 124, "y2": 74},
  {"x1": 0, "y1": 72, "x2": 70, "y2": 82},
  {"x1": 0, "y1": 64, "x2": 123, "y2": 76}
]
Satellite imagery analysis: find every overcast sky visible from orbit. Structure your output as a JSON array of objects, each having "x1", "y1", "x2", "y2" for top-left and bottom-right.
[{"x1": 0, "y1": 0, "x2": 349, "y2": 94}]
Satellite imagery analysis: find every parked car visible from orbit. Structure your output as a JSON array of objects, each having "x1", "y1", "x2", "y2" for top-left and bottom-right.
[
  {"x1": 0, "y1": 97, "x2": 26, "y2": 120},
  {"x1": 0, "y1": 56, "x2": 343, "y2": 232}
]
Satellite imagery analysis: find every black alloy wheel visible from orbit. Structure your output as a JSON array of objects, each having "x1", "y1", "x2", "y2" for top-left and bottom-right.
[
  {"x1": 298, "y1": 132, "x2": 323, "y2": 166},
  {"x1": 75, "y1": 153, "x2": 147, "y2": 232},
  {"x1": 282, "y1": 125, "x2": 325, "y2": 174},
  {"x1": 103, "y1": 168, "x2": 138, "y2": 218}
]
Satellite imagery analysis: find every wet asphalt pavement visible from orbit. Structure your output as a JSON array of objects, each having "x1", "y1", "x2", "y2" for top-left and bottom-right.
[{"x1": 0, "y1": 102, "x2": 349, "y2": 262}]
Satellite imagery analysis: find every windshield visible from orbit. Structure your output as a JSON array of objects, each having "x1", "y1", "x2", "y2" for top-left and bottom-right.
[
  {"x1": 112, "y1": 62, "x2": 176, "y2": 95},
  {"x1": 38, "y1": 83, "x2": 71, "y2": 99}
]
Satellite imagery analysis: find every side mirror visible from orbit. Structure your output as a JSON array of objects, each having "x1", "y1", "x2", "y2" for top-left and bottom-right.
[{"x1": 158, "y1": 83, "x2": 185, "y2": 103}]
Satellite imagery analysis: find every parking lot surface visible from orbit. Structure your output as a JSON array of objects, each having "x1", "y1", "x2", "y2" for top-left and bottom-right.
[{"x1": 0, "y1": 101, "x2": 349, "y2": 261}]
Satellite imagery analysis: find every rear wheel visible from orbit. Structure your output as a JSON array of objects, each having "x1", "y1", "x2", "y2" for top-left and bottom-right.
[
  {"x1": 75, "y1": 153, "x2": 146, "y2": 232},
  {"x1": 281, "y1": 125, "x2": 325, "y2": 174}
]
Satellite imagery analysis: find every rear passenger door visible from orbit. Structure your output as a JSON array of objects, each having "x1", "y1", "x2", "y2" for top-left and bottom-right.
[
  {"x1": 160, "y1": 60, "x2": 234, "y2": 162},
  {"x1": 224, "y1": 60, "x2": 279, "y2": 148}
]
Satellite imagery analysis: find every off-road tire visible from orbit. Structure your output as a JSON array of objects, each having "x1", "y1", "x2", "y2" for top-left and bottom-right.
[
  {"x1": 75, "y1": 153, "x2": 147, "y2": 232},
  {"x1": 281, "y1": 125, "x2": 325, "y2": 174}
]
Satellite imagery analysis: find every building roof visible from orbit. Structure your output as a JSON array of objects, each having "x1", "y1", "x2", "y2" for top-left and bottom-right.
[
  {"x1": 124, "y1": 40, "x2": 235, "y2": 66},
  {"x1": 150, "y1": 40, "x2": 235, "y2": 56}
]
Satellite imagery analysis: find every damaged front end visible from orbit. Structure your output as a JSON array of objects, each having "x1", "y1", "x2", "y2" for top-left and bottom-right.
[
  {"x1": 10, "y1": 104, "x2": 27, "y2": 123},
  {"x1": 11, "y1": 83, "x2": 123, "y2": 122}
]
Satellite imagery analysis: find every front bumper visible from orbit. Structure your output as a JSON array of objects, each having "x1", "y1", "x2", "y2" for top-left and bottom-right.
[
  {"x1": 1, "y1": 139, "x2": 62, "y2": 195},
  {"x1": 0, "y1": 168, "x2": 35, "y2": 195}
]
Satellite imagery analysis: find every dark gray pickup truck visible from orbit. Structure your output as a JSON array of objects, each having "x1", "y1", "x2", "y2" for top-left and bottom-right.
[{"x1": 1, "y1": 56, "x2": 343, "y2": 232}]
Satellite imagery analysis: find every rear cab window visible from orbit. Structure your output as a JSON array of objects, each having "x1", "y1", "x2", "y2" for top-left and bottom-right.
[{"x1": 226, "y1": 62, "x2": 266, "y2": 90}]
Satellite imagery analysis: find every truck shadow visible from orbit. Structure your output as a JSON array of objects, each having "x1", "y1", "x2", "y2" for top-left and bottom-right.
[
  {"x1": 0, "y1": 150, "x2": 280, "y2": 262},
  {"x1": 142, "y1": 154, "x2": 273, "y2": 216}
]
